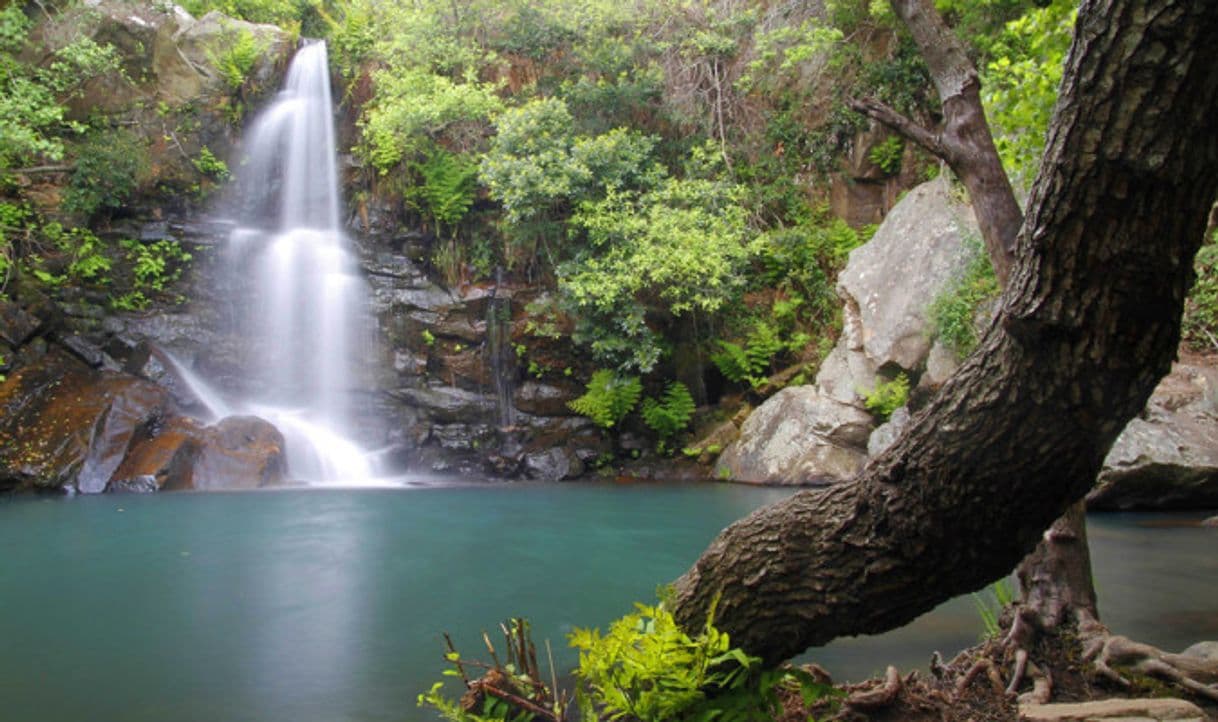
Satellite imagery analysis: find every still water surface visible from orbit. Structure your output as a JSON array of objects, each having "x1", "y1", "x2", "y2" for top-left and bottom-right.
[{"x1": 1, "y1": 483, "x2": 1214, "y2": 722}]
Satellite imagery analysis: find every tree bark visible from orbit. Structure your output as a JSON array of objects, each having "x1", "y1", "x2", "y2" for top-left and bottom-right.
[
  {"x1": 849, "y1": 0, "x2": 1022, "y2": 286},
  {"x1": 672, "y1": 0, "x2": 1218, "y2": 666}
]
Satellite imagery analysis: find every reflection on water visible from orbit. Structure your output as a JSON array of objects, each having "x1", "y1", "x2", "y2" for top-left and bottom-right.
[{"x1": 0, "y1": 486, "x2": 1213, "y2": 722}]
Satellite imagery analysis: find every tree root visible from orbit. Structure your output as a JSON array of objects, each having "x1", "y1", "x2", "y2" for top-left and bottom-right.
[
  {"x1": 846, "y1": 666, "x2": 904, "y2": 710},
  {"x1": 1078, "y1": 616, "x2": 1218, "y2": 704}
]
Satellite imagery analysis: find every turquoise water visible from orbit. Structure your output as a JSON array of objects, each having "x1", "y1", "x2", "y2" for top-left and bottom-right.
[{"x1": 0, "y1": 484, "x2": 1214, "y2": 722}]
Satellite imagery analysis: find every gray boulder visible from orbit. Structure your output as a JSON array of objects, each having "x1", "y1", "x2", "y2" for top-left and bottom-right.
[
  {"x1": 867, "y1": 406, "x2": 911, "y2": 457},
  {"x1": 835, "y1": 175, "x2": 978, "y2": 372},
  {"x1": 715, "y1": 387, "x2": 871, "y2": 484},
  {"x1": 523, "y1": 447, "x2": 585, "y2": 481},
  {"x1": 1090, "y1": 362, "x2": 1218, "y2": 510}
]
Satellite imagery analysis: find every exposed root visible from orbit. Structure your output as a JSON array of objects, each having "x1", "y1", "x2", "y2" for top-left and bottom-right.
[
  {"x1": 957, "y1": 658, "x2": 1007, "y2": 697},
  {"x1": 1078, "y1": 617, "x2": 1218, "y2": 704},
  {"x1": 846, "y1": 665, "x2": 904, "y2": 710}
]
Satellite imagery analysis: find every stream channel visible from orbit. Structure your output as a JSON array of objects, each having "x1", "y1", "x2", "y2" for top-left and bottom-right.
[{"x1": 1, "y1": 483, "x2": 1214, "y2": 722}]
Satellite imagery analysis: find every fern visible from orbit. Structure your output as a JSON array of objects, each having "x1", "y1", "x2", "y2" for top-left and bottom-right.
[
  {"x1": 568, "y1": 369, "x2": 642, "y2": 429},
  {"x1": 641, "y1": 382, "x2": 695, "y2": 452},
  {"x1": 414, "y1": 149, "x2": 478, "y2": 238},
  {"x1": 711, "y1": 322, "x2": 785, "y2": 388}
]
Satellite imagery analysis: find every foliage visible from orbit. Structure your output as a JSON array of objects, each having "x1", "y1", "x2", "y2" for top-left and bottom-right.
[
  {"x1": 640, "y1": 382, "x2": 695, "y2": 453},
  {"x1": 711, "y1": 322, "x2": 785, "y2": 390},
  {"x1": 971, "y1": 578, "x2": 1015, "y2": 639},
  {"x1": 981, "y1": 1, "x2": 1076, "y2": 187},
  {"x1": 0, "y1": 5, "x2": 121, "y2": 171},
  {"x1": 567, "y1": 369, "x2": 641, "y2": 430},
  {"x1": 561, "y1": 175, "x2": 752, "y2": 372},
  {"x1": 570, "y1": 601, "x2": 839, "y2": 722},
  {"x1": 192, "y1": 146, "x2": 231, "y2": 181},
  {"x1": 929, "y1": 236, "x2": 1000, "y2": 358},
  {"x1": 412, "y1": 148, "x2": 479, "y2": 237},
  {"x1": 418, "y1": 618, "x2": 564, "y2": 722},
  {"x1": 112, "y1": 239, "x2": 193, "y2": 311},
  {"x1": 62, "y1": 129, "x2": 149, "y2": 219},
  {"x1": 179, "y1": 0, "x2": 307, "y2": 28},
  {"x1": 207, "y1": 26, "x2": 266, "y2": 92},
  {"x1": 868, "y1": 135, "x2": 904, "y2": 175},
  {"x1": 1183, "y1": 229, "x2": 1218, "y2": 350},
  {"x1": 862, "y1": 373, "x2": 909, "y2": 422}
]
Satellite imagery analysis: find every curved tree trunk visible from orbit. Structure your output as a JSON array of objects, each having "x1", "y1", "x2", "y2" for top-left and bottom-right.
[{"x1": 672, "y1": 0, "x2": 1218, "y2": 666}]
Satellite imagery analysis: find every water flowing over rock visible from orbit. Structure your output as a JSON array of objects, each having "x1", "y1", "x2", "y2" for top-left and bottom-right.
[{"x1": 194, "y1": 41, "x2": 377, "y2": 484}]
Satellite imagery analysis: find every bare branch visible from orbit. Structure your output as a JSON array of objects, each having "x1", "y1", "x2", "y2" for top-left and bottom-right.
[{"x1": 847, "y1": 96, "x2": 954, "y2": 162}]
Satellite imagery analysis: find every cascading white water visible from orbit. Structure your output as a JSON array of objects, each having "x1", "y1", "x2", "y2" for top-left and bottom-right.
[{"x1": 216, "y1": 41, "x2": 375, "y2": 484}]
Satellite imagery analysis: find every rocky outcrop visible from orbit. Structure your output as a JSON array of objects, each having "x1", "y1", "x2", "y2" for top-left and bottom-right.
[
  {"x1": 716, "y1": 387, "x2": 871, "y2": 484},
  {"x1": 718, "y1": 177, "x2": 978, "y2": 484},
  {"x1": 0, "y1": 352, "x2": 284, "y2": 493},
  {"x1": 1089, "y1": 360, "x2": 1218, "y2": 510}
]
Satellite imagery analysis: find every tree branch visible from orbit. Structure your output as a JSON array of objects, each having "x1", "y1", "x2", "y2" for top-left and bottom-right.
[{"x1": 846, "y1": 97, "x2": 953, "y2": 162}]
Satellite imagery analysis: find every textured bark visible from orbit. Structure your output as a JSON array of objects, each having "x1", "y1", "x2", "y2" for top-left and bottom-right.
[
  {"x1": 1016, "y1": 501, "x2": 1098, "y2": 631},
  {"x1": 673, "y1": 0, "x2": 1218, "y2": 665},
  {"x1": 849, "y1": 0, "x2": 1022, "y2": 286}
]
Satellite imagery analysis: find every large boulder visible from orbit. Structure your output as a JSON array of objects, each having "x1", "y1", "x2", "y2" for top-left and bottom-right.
[
  {"x1": 0, "y1": 353, "x2": 285, "y2": 493},
  {"x1": 715, "y1": 387, "x2": 872, "y2": 484},
  {"x1": 1090, "y1": 361, "x2": 1218, "y2": 510},
  {"x1": 718, "y1": 177, "x2": 977, "y2": 485},
  {"x1": 835, "y1": 174, "x2": 978, "y2": 373},
  {"x1": 0, "y1": 353, "x2": 172, "y2": 493}
]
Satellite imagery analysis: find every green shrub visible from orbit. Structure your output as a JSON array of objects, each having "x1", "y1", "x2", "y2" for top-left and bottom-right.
[
  {"x1": 570, "y1": 601, "x2": 838, "y2": 722},
  {"x1": 568, "y1": 370, "x2": 642, "y2": 429},
  {"x1": 62, "y1": 129, "x2": 148, "y2": 219},
  {"x1": 412, "y1": 148, "x2": 478, "y2": 237},
  {"x1": 862, "y1": 373, "x2": 909, "y2": 422},
  {"x1": 111, "y1": 238, "x2": 192, "y2": 310},
  {"x1": 928, "y1": 236, "x2": 1000, "y2": 358},
  {"x1": 867, "y1": 135, "x2": 904, "y2": 175},
  {"x1": 207, "y1": 26, "x2": 264, "y2": 91},
  {"x1": 641, "y1": 382, "x2": 696, "y2": 453}
]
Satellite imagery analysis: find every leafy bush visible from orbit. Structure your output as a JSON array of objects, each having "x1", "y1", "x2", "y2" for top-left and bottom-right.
[
  {"x1": 641, "y1": 382, "x2": 696, "y2": 452},
  {"x1": 111, "y1": 238, "x2": 193, "y2": 311},
  {"x1": 867, "y1": 135, "x2": 904, "y2": 175},
  {"x1": 570, "y1": 601, "x2": 838, "y2": 722},
  {"x1": 981, "y1": 1, "x2": 1077, "y2": 187},
  {"x1": 862, "y1": 373, "x2": 909, "y2": 422},
  {"x1": 568, "y1": 370, "x2": 642, "y2": 429},
  {"x1": 928, "y1": 236, "x2": 1000, "y2": 358},
  {"x1": 62, "y1": 129, "x2": 149, "y2": 219}
]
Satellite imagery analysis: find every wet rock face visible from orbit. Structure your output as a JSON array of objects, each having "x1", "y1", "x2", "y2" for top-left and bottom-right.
[
  {"x1": 0, "y1": 353, "x2": 284, "y2": 493},
  {"x1": 0, "y1": 353, "x2": 172, "y2": 493}
]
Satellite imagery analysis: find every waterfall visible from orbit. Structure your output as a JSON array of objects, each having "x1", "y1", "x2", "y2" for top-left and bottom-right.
[{"x1": 215, "y1": 40, "x2": 375, "y2": 484}]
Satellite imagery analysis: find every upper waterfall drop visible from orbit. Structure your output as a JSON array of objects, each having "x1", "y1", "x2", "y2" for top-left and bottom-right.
[{"x1": 222, "y1": 40, "x2": 376, "y2": 484}]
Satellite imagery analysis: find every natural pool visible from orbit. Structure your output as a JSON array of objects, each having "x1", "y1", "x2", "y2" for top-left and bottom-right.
[{"x1": 1, "y1": 483, "x2": 1214, "y2": 722}]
